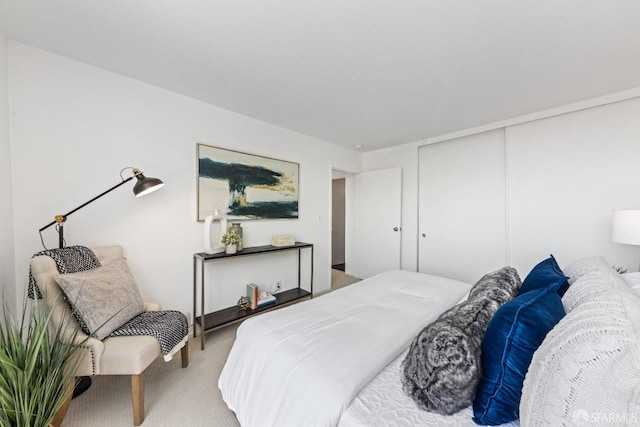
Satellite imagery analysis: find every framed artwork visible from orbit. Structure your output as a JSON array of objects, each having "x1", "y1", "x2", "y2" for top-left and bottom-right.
[{"x1": 197, "y1": 144, "x2": 299, "y2": 220}]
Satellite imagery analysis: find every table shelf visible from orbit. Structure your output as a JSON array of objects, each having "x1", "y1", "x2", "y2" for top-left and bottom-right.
[
  {"x1": 195, "y1": 288, "x2": 312, "y2": 331},
  {"x1": 193, "y1": 242, "x2": 314, "y2": 349}
]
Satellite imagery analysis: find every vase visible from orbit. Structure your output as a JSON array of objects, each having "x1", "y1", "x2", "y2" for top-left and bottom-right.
[
  {"x1": 229, "y1": 222, "x2": 243, "y2": 251},
  {"x1": 203, "y1": 209, "x2": 227, "y2": 254},
  {"x1": 226, "y1": 244, "x2": 237, "y2": 255}
]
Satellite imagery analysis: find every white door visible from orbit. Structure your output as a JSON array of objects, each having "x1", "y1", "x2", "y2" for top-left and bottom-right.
[
  {"x1": 418, "y1": 130, "x2": 506, "y2": 284},
  {"x1": 355, "y1": 167, "x2": 402, "y2": 279}
]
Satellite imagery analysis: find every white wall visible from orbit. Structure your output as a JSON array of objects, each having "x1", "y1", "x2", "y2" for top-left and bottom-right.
[
  {"x1": 8, "y1": 43, "x2": 360, "y2": 316},
  {"x1": 0, "y1": 29, "x2": 16, "y2": 314}
]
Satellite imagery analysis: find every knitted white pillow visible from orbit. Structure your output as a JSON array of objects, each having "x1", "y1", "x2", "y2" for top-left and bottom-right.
[
  {"x1": 562, "y1": 255, "x2": 623, "y2": 284},
  {"x1": 520, "y1": 282, "x2": 640, "y2": 426},
  {"x1": 561, "y1": 256, "x2": 629, "y2": 312}
]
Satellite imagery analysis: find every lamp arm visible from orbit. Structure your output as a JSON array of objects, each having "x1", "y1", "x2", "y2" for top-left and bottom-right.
[{"x1": 39, "y1": 176, "x2": 134, "y2": 233}]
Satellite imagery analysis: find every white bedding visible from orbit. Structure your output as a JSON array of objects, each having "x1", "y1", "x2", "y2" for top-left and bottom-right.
[
  {"x1": 339, "y1": 349, "x2": 520, "y2": 427},
  {"x1": 218, "y1": 270, "x2": 471, "y2": 427}
]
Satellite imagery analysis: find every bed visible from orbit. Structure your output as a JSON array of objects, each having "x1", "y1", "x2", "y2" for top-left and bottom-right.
[
  {"x1": 338, "y1": 348, "x2": 517, "y2": 427},
  {"x1": 219, "y1": 258, "x2": 640, "y2": 427}
]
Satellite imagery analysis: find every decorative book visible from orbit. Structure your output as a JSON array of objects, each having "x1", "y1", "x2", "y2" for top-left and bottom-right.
[
  {"x1": 246, "y1": 283, "x2": 258, "y2": 310},
  {"x1": 257, "y1": 293, "x2": 276, "y2": 308}
]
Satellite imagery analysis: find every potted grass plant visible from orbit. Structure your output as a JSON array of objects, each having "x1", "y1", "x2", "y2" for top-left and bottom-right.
[{"x1": 0, "y1": 294, "x2": 85, "y2": 427}]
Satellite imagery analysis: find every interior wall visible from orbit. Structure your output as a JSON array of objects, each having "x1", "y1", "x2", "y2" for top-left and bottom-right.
[
  {"x1": 0, "y1": 29, "x2": 16, "y2": 314},
  {"x1": 8, "y1": 42, "x2": 361, "y2": 315}
]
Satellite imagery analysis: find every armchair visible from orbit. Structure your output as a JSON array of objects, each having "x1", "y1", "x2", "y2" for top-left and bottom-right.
[{"x1": 29, "y1": 245, "x2": 189, "y2": 426}]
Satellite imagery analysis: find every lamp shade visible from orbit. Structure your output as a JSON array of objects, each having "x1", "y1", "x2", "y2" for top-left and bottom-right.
[
  {"x1": 133, "y1": 173, "x2": 165, "y2": 197},
  {"x1": 612, "y1": 210, "x2": 640, "y2": 245}
]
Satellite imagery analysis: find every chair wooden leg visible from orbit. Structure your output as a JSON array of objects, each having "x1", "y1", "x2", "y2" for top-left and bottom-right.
[
  {"x1": 131, "y1": 374, "x2": 144, "y2": 426},
  {"x1": 181, "y1": 342, "x2": 189, "y2": 368}
]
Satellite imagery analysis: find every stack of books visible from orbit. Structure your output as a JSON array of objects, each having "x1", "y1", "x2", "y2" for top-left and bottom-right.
[
  {"x1": 257, "y1": 292, "x2": 276, "y2": 308},
  {"x1": 246, "y1": 283, "x2": 277, "y2": 309}
]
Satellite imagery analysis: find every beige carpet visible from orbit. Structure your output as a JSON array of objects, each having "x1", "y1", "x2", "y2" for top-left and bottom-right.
[
  {"x1": 63, "y1": 326, "x2": 241, "y2": 427},
  {"x1": 63, "y1": 272, "x2": 360, "y2": 427}
]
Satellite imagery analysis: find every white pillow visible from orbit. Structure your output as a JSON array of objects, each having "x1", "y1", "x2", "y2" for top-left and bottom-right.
[
  {"x1": 563, "y1": 255, "x2": 622, "y2": 284},
  {"x1": 561, "y1": 256, "x2": 629, "y2": 313},
  {"x1": 55, "y1": 258, "x2": 145, "y2": 340},
  {"x1": 520, "y1": 282, "x2": 640, "y2": 426},
  {"x1": 622, "y1": 272, "x2": 640, "y2": 291}
]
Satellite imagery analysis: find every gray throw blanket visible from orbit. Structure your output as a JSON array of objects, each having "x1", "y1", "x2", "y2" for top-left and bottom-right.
[
  {"x1": 28, "y1": 245, "x2": 101, "y2": 299},
  {"x1": 110, "y1": 310, "x2": 188, "y2": 356}
]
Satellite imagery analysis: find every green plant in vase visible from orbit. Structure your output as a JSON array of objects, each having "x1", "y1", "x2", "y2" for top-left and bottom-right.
[
  {"x1": 0, "y1": 295, "x2": 86, "y2": 427},
  {"x1": 221, "y1": 229, "x2": 242, "y2": 254}
]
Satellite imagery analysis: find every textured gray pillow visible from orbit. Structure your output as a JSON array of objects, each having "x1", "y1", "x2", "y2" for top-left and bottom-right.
[
  {"x1": 55, "y1": 258, "x2": 144, "y2": 340},
  {"x1": 468, "y1": 266, "x2": 521, "y2": 303},
  {"x1": 401, "y1": 266, "x2": 521, "y2": 415}
]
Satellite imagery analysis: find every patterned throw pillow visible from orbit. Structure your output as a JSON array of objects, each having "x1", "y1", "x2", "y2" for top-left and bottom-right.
[
  {"x1": 401, "y1": 267, "x2": 521, "y2": 415},
  {"x1": 55, "y1": 258, "x2": 145, "y2": 340}
]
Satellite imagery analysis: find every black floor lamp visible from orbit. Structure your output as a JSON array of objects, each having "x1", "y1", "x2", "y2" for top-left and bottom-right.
[
  {"x1": 37, "y1": 167, "x2": 164, "y2": 397},
  {"x1": 39, "y1": 167, "x2": 164, "y2": 249}
]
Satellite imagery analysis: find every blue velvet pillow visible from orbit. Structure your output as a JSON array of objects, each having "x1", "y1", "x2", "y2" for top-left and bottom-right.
[
  {"x1": 520, "y1": 255, "x2": 569, "y2": 296},
  {"x1": 472, "y1": 286, "x2": 565, "y2": 425}
]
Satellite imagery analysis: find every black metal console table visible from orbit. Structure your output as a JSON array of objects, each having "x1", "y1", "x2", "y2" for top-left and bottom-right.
[{"x1": 193, "y1": 242, "x2": 314, "y2": 350}]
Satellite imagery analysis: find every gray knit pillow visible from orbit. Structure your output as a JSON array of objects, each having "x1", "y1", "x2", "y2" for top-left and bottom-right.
[
  {"x1": 401, "y1": 267, "x2": 521, "y2": 415},
  {"x1": 55, "y1": 258, "x2": 144, "y2": 340}
]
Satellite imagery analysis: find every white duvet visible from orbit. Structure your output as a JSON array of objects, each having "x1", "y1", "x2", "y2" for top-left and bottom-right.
[{"x1": 218, "y1": 270, "x2": 471, "y2": 427}]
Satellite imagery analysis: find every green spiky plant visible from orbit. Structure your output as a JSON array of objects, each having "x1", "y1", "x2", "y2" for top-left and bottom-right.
[{"x1": 0, "y1": 294, "x2": 85, "y2": 427}]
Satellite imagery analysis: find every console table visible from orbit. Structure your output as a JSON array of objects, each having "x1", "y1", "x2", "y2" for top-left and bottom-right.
[{"x1": 193, "y1": 242, "x2": 314, "y2": 350}]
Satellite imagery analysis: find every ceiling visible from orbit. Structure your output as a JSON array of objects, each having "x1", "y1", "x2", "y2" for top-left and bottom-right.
[{"x1": 1, "y1": 1, "x2": 640, "y2": 152}]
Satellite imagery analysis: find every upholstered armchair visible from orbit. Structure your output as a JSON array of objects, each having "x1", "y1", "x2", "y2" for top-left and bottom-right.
[{"x1": 30, "y1": 245, "x2": 189, "y2": 426}]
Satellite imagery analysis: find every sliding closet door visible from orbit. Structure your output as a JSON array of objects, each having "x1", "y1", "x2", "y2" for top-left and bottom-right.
[
  {"x1": 418, "y1": 129, "x2": 506, "y2": 284},
  {"x1": 508, "y1": 98, "x2": 640, "y2": 274}
]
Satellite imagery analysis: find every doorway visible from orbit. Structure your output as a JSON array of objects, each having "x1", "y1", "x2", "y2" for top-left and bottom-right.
[
  {"x1": 332, "y1": 176, "x2": 346, "y2": 271},
  {"x1": 331, "y1": 169, "x2": 360, "y2": 290},
  {"x1": 330, "y1": 167, "x2": 402, "y2": 285}
]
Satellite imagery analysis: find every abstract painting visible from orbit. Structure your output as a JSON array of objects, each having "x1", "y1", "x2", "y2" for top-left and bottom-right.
[{"x1": 197, "y1": 144, "x2": 299, "y2": 220}]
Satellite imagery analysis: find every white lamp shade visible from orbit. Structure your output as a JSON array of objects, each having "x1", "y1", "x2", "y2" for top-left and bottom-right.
[{"x1": 612, "y1": 210, "x2": 640, "y2": 245}]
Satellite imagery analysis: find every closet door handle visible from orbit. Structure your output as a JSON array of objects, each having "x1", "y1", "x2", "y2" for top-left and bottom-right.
[{"x1": 393, "y1": 227, "x2": 399, "y2": 232}]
